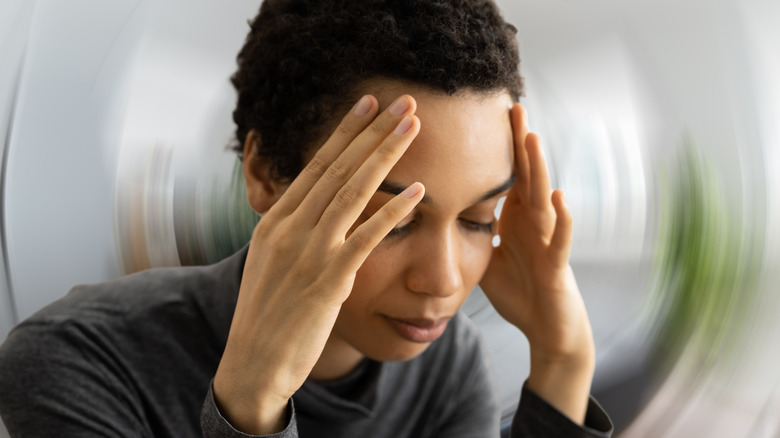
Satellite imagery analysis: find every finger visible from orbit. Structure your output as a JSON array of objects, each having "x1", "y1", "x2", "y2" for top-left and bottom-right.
[
  {"x1": 549, "y1": 189, "x2": 573, "y2": 266},
  {"x1": 526, "y1": 133, "x2": 552, "y2": 209},
  {"x1": 318, "y1": 114, "x2": 421, "y2": 235},
  {"x1": 296, "y1": 95, "x2": 417, "y2": 226},
  {"x1": 510, "y1": 104, "x2": 531, "y2": 203},
  {"x1": 335, "y1": 182, "x2": 425, "y2": 275},
  {"x1": 272, "y1": 95, "x2": 379, "y2": 216}
]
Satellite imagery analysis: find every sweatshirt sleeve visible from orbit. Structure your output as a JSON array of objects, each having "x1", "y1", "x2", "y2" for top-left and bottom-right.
[
  {"x1": 201, "y1": 382, "x2": 298, "y2": 438},
  {"x1": 510, "y1": 382, "x2": 613, "y2": 438},
  {"x1": 0, "y1": 322, "x2": 148, "y2": 437}
]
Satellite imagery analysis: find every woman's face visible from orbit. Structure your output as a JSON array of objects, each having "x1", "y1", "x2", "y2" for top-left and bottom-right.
[{"x1": 330, "y1": 83, "x2": 515, "y2": 363}]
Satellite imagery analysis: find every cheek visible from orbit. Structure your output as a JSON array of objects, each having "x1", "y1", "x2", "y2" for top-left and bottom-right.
[
  {"x1": 345, "y1": 245, "x2": 404, "y2": 309},
  {"x1": 463, "y1": 237, "x2": 494, "y2": 286}
]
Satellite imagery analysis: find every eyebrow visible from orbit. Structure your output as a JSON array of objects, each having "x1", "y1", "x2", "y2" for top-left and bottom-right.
[{"x1": 377, "y1": 174, "x2": 516, "y2": 206}]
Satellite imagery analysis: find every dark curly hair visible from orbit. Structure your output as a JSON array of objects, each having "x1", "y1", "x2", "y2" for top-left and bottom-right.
[{"x1": 232, "y1": 0, "x2": 524, "y2": 182}]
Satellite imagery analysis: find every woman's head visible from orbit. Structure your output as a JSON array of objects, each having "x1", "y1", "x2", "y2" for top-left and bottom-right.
[
  {"x1": 235, "y1": 1, "x2": 525, "y2": 369},
  {"x1": 231, "y1": 0, "x2": 523, "y2": 182}
]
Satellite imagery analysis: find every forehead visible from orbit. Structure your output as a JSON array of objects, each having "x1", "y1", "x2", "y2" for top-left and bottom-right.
[{"x1": 370, "y1": 83, "x2": 515, "y2": 204}]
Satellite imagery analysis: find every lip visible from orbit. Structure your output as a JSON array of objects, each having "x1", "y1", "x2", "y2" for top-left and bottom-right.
[{"x1": 384, "y1": 315, "x2": 451, "y2": 343}]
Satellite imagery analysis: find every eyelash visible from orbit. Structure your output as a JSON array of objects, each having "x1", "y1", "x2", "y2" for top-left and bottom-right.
[
  {"x1": 385, "y1": 218, "x2": 494, "y2": 240},
  {"x1": 461, "y1": 220, "x2": 494, "y2": 234}
]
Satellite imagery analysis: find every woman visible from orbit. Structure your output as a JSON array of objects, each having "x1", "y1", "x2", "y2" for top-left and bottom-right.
[{"x1": 0, "y1": 0, "x2": 612, "y2": 436}]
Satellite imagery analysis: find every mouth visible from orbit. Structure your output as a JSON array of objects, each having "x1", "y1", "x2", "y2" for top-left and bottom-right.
[{"x1": 383, "y1": 315, "x2": 451, "y2": 343}]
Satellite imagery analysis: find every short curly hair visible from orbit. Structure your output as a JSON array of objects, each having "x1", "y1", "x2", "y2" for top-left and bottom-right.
[{"x1": 231, "y1": 0, "x2": 524, "y2": 182}]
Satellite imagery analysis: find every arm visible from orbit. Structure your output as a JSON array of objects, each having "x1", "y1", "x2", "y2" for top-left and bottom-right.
[
  {"x1": 511, "y1": 383, "x2": 612, "y2": 437},
  {"x1": 430, "y1": 315, "x2": 611, "y2": 438},
  {"x1": 201, "y1": 382, "x2": 298, "y2": 438},
  {"x1": 480, "y1": 104, "x2": 612, "y2": 433},
  {"x1": 211, "y1": 95, "x2": 425, "y2": 434},
  {"x1": 0, "y1": 322, "x2": 147, "y2": 437}
]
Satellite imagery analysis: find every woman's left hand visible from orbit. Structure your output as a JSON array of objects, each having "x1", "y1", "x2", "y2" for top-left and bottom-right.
[{"x1": 480, "y1": 104, "x2": 595, "y2": 424}]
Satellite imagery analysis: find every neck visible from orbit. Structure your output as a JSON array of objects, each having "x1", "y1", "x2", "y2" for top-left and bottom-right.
[{"x1": 309, "y1": 333, "x2": 365, "y2": 381}]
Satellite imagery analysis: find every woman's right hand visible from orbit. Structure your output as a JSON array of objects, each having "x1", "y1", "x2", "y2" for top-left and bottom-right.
[{"x1": 212, "y1": 94, "x2": 423, "y2": 435}]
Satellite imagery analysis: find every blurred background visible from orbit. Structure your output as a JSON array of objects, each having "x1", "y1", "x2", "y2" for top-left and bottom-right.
[{"x1": 0, "y1": 0, "x2": 778, "y2": 436}]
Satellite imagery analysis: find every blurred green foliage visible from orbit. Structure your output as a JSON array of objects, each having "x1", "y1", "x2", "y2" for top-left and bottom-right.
[{"x1": 650, "y1": 135, "x2": 762, "y2": 376}]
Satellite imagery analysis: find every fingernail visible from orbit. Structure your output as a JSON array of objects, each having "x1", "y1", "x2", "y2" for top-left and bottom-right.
[
  {"x1": 400, "y1": 182, "x2": 423, "y2": 199},
  {"x1": 388, "y1": 96, "x2": 410, "y2": 115},
  {"x1": 393, "y1": 116, "x2": 413, "y2": 135},
  {"x1": 354, "y1": 95, "x2": 372, "y2": 116}
]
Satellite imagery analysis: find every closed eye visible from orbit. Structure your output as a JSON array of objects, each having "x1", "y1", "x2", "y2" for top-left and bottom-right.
[
  {"x1": 384, "y1": 218, "x2": 494, "y2": 241},
  {"x1": 385, "y1": 219, "x2": 418, "y2": 240},
  {"x1": 459, "y1": 219, "x2": 494, "y2": 234}
]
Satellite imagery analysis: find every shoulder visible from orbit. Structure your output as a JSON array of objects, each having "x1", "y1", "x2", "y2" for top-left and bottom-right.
[
  {"x1": 0, "y1": 248, "x2": 248, "y2": 433},
  {"x1": 19, "y1": 246, "x2": 247, "y2": 329},
  {"x1": 0, "y1": 246, "x2": 247, "y2": 371}
]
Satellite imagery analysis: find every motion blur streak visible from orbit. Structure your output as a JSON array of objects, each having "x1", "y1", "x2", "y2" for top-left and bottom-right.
[{"x1": 1, "y1": 0, "x2": 778, "y2": 437}]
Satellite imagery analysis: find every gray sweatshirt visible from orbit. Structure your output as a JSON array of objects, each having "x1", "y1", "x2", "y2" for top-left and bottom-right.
[{"x1": 0, "y1": 247, "x2": 612, "y2": 437}]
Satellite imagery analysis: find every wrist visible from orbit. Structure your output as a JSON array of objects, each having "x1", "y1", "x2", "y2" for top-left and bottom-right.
[
  {"x1": 529, "y1": 334, "x2": 595, "y2": 371},
  {"x1": 526, "y1": 341, "x2": 595, "y2": 425},
  {"x1": 213, "y1": 368, "x2": 290, "y2": 435},
  {"x1": 215, "y1": 389, "x2": 289, "y2": 435}
]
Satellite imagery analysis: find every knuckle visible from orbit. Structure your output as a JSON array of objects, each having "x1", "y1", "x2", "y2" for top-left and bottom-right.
[
  {"x1": 333, "y1": 184, "x2": 358, "y2": 209},
  {"x1": 556, "y1": 207, "x2": 572, "y2": 225},
  {"x1": 269, "y1": 226, "x2": 298, "y2": 253},
  {"x1": 370, "y1": 204, "x2": 393, "y2": 223},
  {"x1": 372, "y1": 141, "x2": 399, "y2": 165},
  {"x1": 347, "y1": 229, "x2": 373, "y2": 252},
  {"x1": 267, "y1": 237, "x2": 293, "y2": 260},
  {"x1": 324, "y1": 159, "x2": 351, "y2": 182},
  {"x1": 254, "y1": 224, "x2": 274, "y2": 244},
  {"x1": 336, "y1": 117, "x2": 357, "y2": 136},
  {"x1": 376, "y1": 205, "x2": 405, "y2": 230},
  {"x1": 303, "y1": 155, "x2": 328, "y2": 177},
  {"x1": 304, "y1": 280, "x2": 326, "y2": 301},
  {"x1": 368, "y1": 119, "x2": 388, "y2": 136}
]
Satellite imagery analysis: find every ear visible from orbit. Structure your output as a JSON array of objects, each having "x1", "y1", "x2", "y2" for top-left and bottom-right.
[{"x1": 243, "y1": 131, "x2": 287, "y2": 215}]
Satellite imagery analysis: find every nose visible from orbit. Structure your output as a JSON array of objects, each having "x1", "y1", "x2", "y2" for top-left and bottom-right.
[{"x1": 405, "y1": 229, "x2": 463, "y2": 297}]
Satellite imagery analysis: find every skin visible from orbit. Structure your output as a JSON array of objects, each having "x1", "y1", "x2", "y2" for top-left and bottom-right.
[
  {"x1": 315, "y1": 84, "x2": 515, "y2": 377},
  {"x1": 213, "y1": 81, "x2": 595, "y2": 434}
]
